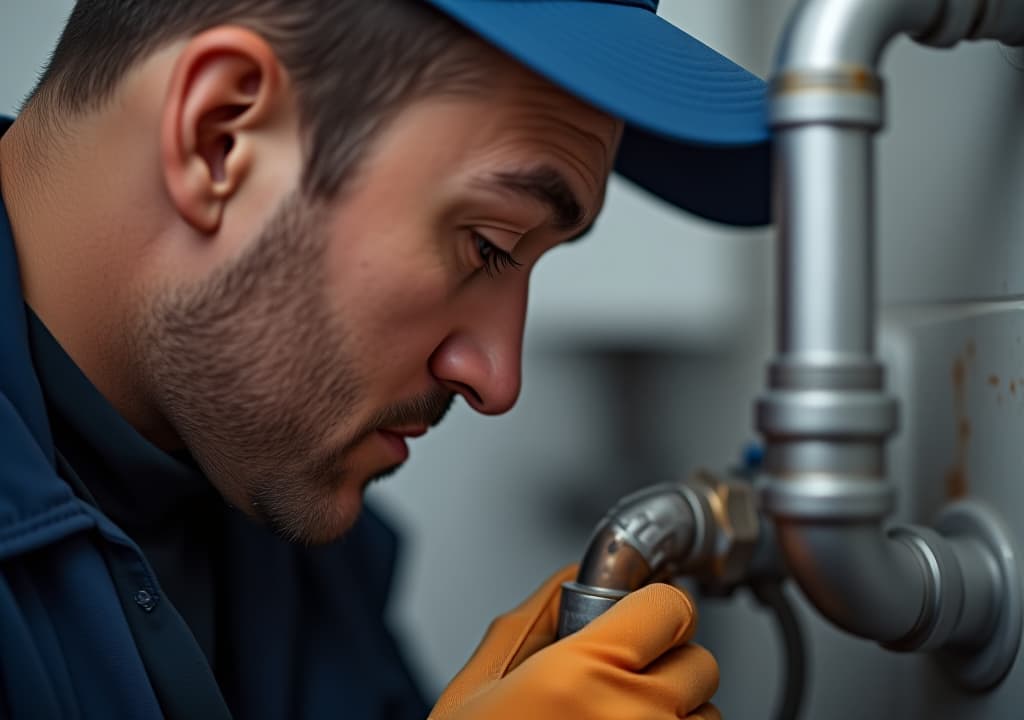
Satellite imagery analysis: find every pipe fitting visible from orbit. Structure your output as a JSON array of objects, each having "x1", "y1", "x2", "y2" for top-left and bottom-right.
[
  {"x1": 760, "y1": 0, "x2": 1024, "y2": 690},
  {"x1": 557, "y1": 471, "x2": 763, "y2": 637},
  {"x1": 688, "y1": 470, "x2": 760, "y2": 588}
]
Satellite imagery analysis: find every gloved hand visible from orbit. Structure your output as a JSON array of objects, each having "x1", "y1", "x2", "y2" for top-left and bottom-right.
[{"x1": 430, "y1": 565, "x2": 720, "y2": 719}]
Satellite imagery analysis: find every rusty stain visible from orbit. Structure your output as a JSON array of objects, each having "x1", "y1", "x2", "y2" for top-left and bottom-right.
[
  {"x1": 946, "y1": 467, "x2": 968, "y2": 499},
  {"x1": 946, "y1": 347, "x2": 972, "y2": 500},
  {"x1": 953, "y1": 357, "x2": 965, "y2": 387},
  {"x1": 988, "y1": 374, "x2": 1000, "y2": 387},
  {"x1": 1012, "y1": 381, "x2": 1017, "y2": 395}
]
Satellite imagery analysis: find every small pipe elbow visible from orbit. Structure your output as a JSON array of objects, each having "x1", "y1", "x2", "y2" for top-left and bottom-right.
[
  {"x1": 558, "y1": 484, "x2": 702, "y2": 638},
  {"x1": 575, "y1": 484, "x2": 700, "y2": 591}
]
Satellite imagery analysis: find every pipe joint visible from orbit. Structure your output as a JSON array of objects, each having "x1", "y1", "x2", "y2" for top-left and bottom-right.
[
  {"x1": 758, "y1": 390, "x2": 899, "y2": 440},
  {"x1": 574, "y1": 483, "x2": 703, "y2": 592},
  {"x1": 762, "y1": 476, "x2": 895, "y2": 520},
  {"x1": 770, "y1": 68, "x2": 884, "y2": 129},
  {"x1": 559, "y1": 471, "x2": 764, "y2": 637},
  {"x1": 764, "y1": 0, "x2": 1024, "y2": 689},
  {"x1": 769, "y1": 358, "x2": 885, "y2": 391},
  {"x1": 883, "y1": 525, "x2": 966, "y2": 651}
]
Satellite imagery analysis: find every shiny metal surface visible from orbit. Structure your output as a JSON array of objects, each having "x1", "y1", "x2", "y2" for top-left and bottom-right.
[
  {"x1": 559, "y1": 472, "x2": 763, "y2": 635},
  {"x1": 689, "y1": 471, "x2": 761, "y2": 585},
  {"x1": 757, "y1": 390, "x2": 899, "y2": 437},
  {"x1": 557, "y1": 583, "x2": 629, "y2": 639},
  {"x1": 758, "y1": 0, "x2": 1024, "y2": 687},
  {"x1": 762, "y1": 476, "x2": 895, "y2": 519},
  {"x1": 774, "y1": 0, "x2": 940, "y2": 69},
  {"x1": 574, "y1": 483, "x2": 702, "y2": 591},
  {"x1": 775, "y1": 521, "x2": 927, "y2": 643},
  {"x1": 775, "y1": 126, "x2": 877, "y2": 362},
  {"x1": 935, "y1": 501, "x2": 1023, "y2": 689}
]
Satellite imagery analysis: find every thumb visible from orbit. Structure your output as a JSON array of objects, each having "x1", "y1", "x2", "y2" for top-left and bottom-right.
[
  {"x1": 559, "y1": 582, "x2": 697, "y2": 670},
  {"x1": 449, "y1": 564, "x2": 578, "y2": 688}
]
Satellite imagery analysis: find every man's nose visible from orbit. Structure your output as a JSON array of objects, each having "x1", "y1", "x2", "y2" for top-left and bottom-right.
[{"x1": 429, "y1": 286, "x2": 527, "y2": 416}]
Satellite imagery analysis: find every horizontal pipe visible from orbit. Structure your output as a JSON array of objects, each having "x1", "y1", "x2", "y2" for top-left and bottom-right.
[{"x1": 946, "y1": 535, "x2": 1000, "y2": 648}]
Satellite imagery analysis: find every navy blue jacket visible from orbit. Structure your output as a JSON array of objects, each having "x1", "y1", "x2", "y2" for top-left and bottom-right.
[{"x1": 0, "y1": 116, "x2": 429, "y2": 719}]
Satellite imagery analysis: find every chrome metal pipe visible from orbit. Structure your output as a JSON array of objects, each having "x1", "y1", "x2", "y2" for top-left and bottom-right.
[
  {"x1": 774, "y1": 523, "x2": 926, "y2": 643},
  {"x1": 759, "y1": 0, "x2": 1024, "y2": 689},
  {"x1": 557, "y1": 473, "x2": 760, "y2": 638},
  {"x1": 774, "y1": 0, "x2": 939, "y2": 70},
  {"x1": 779, "y1": 125, "x2": 875, "y2": 360},
  {"x1": 558, "y1": 484, "x2": 702, "y2": 638}
]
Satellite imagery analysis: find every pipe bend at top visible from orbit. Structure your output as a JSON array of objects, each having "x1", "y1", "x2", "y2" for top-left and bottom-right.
[{"x1": 775, "y1": 0, "x2": 943, "y2": 71}]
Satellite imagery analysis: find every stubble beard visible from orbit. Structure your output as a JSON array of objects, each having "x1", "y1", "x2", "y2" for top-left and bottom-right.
[{"x1": 134, "y1": 191, "x2": 368, "y2": 545}]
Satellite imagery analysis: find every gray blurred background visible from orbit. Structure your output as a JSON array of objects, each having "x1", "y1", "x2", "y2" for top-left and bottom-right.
[{"x1": 6, "y1": 1, "x2": 1024, "y2": 718}]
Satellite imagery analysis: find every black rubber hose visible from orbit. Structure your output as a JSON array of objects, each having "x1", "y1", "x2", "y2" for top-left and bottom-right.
[{"x1": 750, "y1": 581, "x2": 806, "y2": 720}]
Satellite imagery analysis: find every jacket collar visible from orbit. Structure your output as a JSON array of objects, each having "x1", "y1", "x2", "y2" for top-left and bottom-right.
[
  {"x1": 0, "y1": 116, "x2": 55, "y2": 463},
  {"x1": 0, "y1": 115, "x2": 99, "y2": 559}
]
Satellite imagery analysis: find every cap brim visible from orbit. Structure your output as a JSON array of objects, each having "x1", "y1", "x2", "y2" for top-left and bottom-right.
[{"x1": 424, "y1": 0, "x2": 771, "y2": 226}]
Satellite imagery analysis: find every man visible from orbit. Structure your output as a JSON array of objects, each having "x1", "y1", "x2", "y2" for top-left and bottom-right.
[{"x1": 0, "y1": 1, "x2": 768, "y2": 718}]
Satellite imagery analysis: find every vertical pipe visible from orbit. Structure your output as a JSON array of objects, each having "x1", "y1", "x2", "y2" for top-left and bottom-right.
[
  {"x1": 759, "y1": 0, "x2": 1022, "y2": 670},
  {"x1": 779, "y1": 126, "x2": 874, "y2": 361}
]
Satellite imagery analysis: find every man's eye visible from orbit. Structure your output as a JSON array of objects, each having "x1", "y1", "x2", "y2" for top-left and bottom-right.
[{"x1": 472, "y1": 231, "x2": 522, "y2": 277}]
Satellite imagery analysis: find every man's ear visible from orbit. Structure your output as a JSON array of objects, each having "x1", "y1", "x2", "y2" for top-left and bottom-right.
[{"x1": 160, "y1": 27, "x2": 289, "y2": 233}]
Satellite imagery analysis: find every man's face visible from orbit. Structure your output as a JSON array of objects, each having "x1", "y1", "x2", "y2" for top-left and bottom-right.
[{"x1": 138, "y1": 61, "x2": 621, "y2": 544}]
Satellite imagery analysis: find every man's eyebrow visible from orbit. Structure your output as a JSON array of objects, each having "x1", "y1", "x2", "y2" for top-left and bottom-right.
[{"x1": 475, "y1": 166, "x2": 587, "y2": 232}]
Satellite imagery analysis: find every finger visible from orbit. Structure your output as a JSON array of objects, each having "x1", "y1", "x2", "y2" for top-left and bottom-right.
[
  {"x1": 433, "y1": 564, "x2": 578, "y2": 713},
  {"x1": 500, "y1": 564, "x2": 579, "y2": 673},
  {"x1": 563, "y1": 583, "x2": 696, "y2": 670},
  {"x1": 643, "y1": 644, "x2": 719, "y2": 715},
  {"x1": 459, "y1": 564, "x2": 578, "y2": 681}
]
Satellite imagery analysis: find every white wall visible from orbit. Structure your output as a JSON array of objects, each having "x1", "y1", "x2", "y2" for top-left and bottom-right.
[{"x1": 0, "y1": 1, "x2": 73, "y2": 115}]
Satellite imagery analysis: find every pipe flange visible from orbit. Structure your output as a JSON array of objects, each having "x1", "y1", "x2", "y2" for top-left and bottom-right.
[
  {"x1": 883, "y1": 525, "x2": 962, "y2": 652},
  {"x1": 761, "y1": 476, "x2": 895, "y2": 520},
  {"x1": 933, "y1": 501, "x2": 1022, "y2": 691}
]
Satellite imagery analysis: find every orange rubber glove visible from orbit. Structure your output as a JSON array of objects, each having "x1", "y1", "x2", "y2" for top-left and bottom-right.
[{"x1": 431, "y1": 565, "x2": 721, "y2": 719}]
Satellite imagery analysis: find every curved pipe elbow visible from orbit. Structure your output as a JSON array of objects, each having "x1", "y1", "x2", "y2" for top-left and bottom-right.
[
  {"x1": 776, "y1": 0, "x2": 942, "y2": 71},
  {"x1": 775, "y1": 519, "x2": 928, "y2": 643},
  {"x1": 577, "y1": 525, "x2": 655, "y2": 591},
  {"x1": 558, "y1": 484, "x2": 703, "y2": 639},
  {"x1": 574, "y1": 484, "x2": 701, "y2": 593}
]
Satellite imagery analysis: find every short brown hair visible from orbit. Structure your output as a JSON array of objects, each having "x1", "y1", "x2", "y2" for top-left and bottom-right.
[{"x1": 32, "y1": 0, "x2": 488, "y2": 198}]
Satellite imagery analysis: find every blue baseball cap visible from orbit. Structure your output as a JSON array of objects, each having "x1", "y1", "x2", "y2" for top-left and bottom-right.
[{"x1": 424, "y1": 0, "x2": 770, "y2": 227}]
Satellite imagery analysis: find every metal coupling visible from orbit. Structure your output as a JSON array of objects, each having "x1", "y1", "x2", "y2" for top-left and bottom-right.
[{"x1": 686, "y1": 470, "x2": 761, "y2": 589}]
